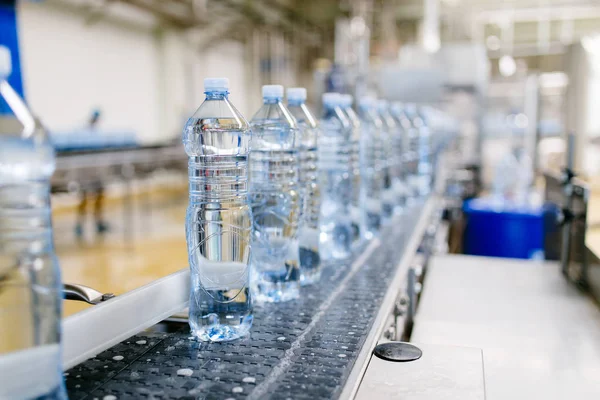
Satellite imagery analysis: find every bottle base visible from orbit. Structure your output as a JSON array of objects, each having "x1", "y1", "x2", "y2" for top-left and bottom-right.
[
  {"x1": 320, "y1": 248, "x2": 352, "y2": 264},
  {"x1": 300, "y1": 267, "x2": 322, "y2": 286},
  {"x1": 253, "y1": 279, "x2": 300, "y2": 303},
  {"x1": 189, "y1": 314, "x2": 253, "y2": 342},
  {"x1": 393, "y1": 204, "x2": 406, "y2": 215},
  {"x1": 299, "y1": 246, "x2": 321, "y2": 286}
]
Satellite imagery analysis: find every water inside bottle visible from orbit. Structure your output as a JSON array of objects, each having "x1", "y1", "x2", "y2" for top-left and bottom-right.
[
  {"x1": 184, "y1": 109, "x2": 253, "y2": 341},
  {"x1": 249, "y1": 148, "x2": 301, "y2": 302}
]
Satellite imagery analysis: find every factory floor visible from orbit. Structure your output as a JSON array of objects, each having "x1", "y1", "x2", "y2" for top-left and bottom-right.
[{"x1": 53, "y1": 188, "x2": 188, "y2": 317}]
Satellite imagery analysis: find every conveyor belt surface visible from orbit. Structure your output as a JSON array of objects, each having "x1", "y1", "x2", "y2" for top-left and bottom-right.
[{"x1": 65, "y1": 202, "x2": 428, "y2": 400}]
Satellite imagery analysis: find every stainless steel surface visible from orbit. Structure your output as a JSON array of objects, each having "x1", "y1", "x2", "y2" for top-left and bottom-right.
[
  {"x1": 356, "y1": 342, "x2": 485, "y2": 400},
  {"x1": 63, "y1": 283, "x2": 115, "y2": 305},
  {"x1": 339, "y1": 196, "x2": 438, "y2": 400},
  {"x1": 413, "y1": 254, "x2": 600, "y2": 400}
]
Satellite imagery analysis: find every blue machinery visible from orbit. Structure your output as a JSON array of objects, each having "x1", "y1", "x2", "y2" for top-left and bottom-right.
[{"x1": 0, "y1": 0, "x2": 24, "y2": 115}]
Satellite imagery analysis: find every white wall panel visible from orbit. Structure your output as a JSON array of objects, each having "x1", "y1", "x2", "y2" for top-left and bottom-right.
[
  {"x1": 17, "y1": 2, "x2": 258, "y2": 144},
  {"x1": 18, "y1": 2, "x2": 163, "y2": 143}
]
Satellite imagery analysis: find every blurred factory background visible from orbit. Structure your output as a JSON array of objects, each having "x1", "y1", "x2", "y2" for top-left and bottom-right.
[
  {"x1": 11, "y1": 0, "x2": 600, "y2": 175},
  {"x1": 3, "y1": 0, "x2": 600, "y2": 315}
]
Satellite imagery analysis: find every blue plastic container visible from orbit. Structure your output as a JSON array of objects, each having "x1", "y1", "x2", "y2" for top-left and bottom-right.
[{"x1": 463, "y1": 197, "x2": 545, "y2": 259}]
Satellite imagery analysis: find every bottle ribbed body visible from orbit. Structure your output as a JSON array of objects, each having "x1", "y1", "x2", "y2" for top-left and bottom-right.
[
  {"x1": 379, "y1": 124, "x2": 395, "y2": 220},
  {"x1": 405, "y1": 125, "x2": 420, "y2": 200},
  {"x1": 402, "y1": 105, "x2": 433, "y2": 198},
  {"x1": 344, "y1": 107, "x2": 362, "y2": 243},
  {"x1": 298, "y1": 146, "x2": 320, "y2": 229},
  {"x1": 287, "y1": 101, "x2": 321, "y2": 285},
  {"x1": 358, "y1": 112, "x2": 383, "y2": 239},
  {"x1": 319, "y1": 107, "x2": 353, "y2": 262},
  {"x1": 183, "y1": 95, "x2": 253, "y2": 342},
  {"x1": 249, "y1": 99, "x2": 301, "y2": 303},
  {"x1": 416, "y1": 125, "x2": 432, "y2": 196}
]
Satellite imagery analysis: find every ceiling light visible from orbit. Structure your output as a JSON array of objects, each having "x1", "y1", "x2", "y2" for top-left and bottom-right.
[
  {"x1": 486, "y1": 35, "x2": 501, "y2": 51},
  {"x1": 499, "y1": 55, "x2": 516, "y2": 77}
]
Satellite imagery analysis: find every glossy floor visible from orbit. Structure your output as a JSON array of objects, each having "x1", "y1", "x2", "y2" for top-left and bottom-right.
[{"x1": 53, "y1": 190, "x2": 188, "y2": 317}]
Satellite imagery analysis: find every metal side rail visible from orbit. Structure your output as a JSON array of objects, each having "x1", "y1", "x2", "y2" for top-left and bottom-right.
[{"x1": 64, "y1": 197, "x2": 437, "y2": 400}]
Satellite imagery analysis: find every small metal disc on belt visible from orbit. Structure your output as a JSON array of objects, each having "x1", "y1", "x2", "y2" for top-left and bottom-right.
[{"x1": 373, "y1": 342, "x2": 422, "y2": 362}]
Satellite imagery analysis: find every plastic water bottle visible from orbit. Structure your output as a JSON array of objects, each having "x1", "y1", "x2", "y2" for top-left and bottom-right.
[
  {"x1": 339, "y1": 94, "x2": 362, "y2": 243},
  {"x1": 380, "y1": 101, "x2": 407, "y2": 212},
  {"x1": 249, "y1": 85, "x2": 301, "y2": 302},
  {"x1": 319, "y1": 93, "x2": 353, "y2": 262},
  {"x1": 377, "y1": 100, "x2": 397, "y2": 219},
  {"x1": 286, "y1": 87, "x2": 322, "y2": 285},
  {"x1": 390, "y1": 102, "x2": 414, "y2": 206},
  {"x1": 358, "y1": 96, "x2": 384, "y2": 240},
  {"x1": 183, "y1": 78, "x2": 253, "y2": 341},
  {"x1": 420, "y1": 106, "x2": 440, "y2": 174},
  {"x1": 0, "y1": 46, "x2": 67, "y2": 399},
  {"x1": 400, "y1": 105, "x2": 420, "y2": 201},
  {"x1": 405, "y1": 104, "x2": 432, "y2": 196}
]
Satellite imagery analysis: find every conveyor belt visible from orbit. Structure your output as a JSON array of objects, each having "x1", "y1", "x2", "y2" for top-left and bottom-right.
[{"x1": 65, "y1": 201, "x2": 428, "y2": 400}]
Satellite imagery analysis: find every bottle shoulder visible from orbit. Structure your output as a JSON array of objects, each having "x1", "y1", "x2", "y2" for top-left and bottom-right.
[
  {"x1": 320, "y1": 108, "x2": 351, "y2": 132},
  {"x1": 188, "y1": 98, "x2": 251, "y2": 131},
  {"x1": 250, "y1": 103, "x2": 297, "y2": 129},
  {"x1": 0, "y1": 136, "x2": 56, "y2": 181},
  {"x1": 287, "y1": 104, "x2": 318, "y2": 129}
]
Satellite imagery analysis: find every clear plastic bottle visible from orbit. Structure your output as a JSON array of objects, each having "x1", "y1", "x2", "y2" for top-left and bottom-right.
[
  {"x1": 358, "y1": 96, "x2": 384, "y2": 240},
  {"x1": 0, "y1": 46, "x2": 67, "y2": 399},
  {"x1": 376, "y1": 100, "x2": 397, "y2": 219},
  {"x1": 183, "y1": 77, "x2": 253, "y2": 341},
  {"x1": 319, "y1": 93, "x2": 353, "y2": 262},
  {"x1": 340, "y1": 94, "x2": 362, "y2": 243},
  {"x1": 401, "y1": 105, "x2": 420, "y2": 201},
  {"x1": 286, "y1": 87, "x2": 322, "y2": 285},
  {"x1": 249, "y1": 85, "x2": 301, "y2": 302},
  {"x1": 390, "y1": 102, "x2": 413, "y2": 206},
  {"x1": 404, "y1": 104, "x2": 432, "y2": 197}
]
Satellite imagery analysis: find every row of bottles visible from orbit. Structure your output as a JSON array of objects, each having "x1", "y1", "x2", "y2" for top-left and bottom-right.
[
  {"x1": 184, "y1": 78, "x2": 435, "y2": 342},
  {"x1": 0, "y1": 32, "x2": 441, "y2": 396}
]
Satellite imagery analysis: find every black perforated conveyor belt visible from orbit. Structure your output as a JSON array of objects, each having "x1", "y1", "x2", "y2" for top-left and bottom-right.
[{"x1": 65, "y1": 202, "x2": 427, "y2": 400}]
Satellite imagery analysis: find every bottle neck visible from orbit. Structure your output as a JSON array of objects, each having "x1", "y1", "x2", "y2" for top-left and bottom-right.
[
  {"x1": 263, "y1": 97, "x2": 281, "y2": 105},
  {"x1": 288, "y1": 100, "x2": 305, "y2": 107},
  {"x1": 322, "y1": 105, "x2": 338, "y2": 118},
  {"x1": 205, "y1": 91, "x2": 228, "y2": 100}
]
